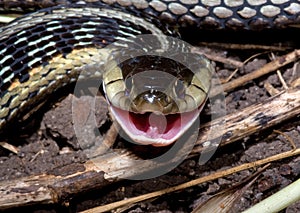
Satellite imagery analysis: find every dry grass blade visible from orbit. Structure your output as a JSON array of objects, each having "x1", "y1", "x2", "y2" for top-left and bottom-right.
[
  {"x1": 192, "y1": 164, "x2": 269, "y2": 213},
  {"x1": 264, "y1": 82, "x2": 280, "y2": 96},
  {"x1": 93, "y1": 123, "x2": 119, "y2": 156},
  {"x1": 291, "y1": 77, "x2": 300, "y2": 87},
  {"x1": 79, "y1": 149, "x2": 300, "y2": 213},
  {"x1": 244, "y1": 178, "x2": 300, "y2": 213},
  {"x1": 191, "y1": 47, "x2": 244, "y2": 68},
  {"x1": 0, "y1": 15, "x2": 15, "y2": 23},
  {"x1": 210, "y1": 49, "x2": 300, "y2": 96},
  {"x1": 192, "y1": 182, "x2": 255, "y2": 213},
  {"x1": 198, "y1": 42, "x2": 290, "y2": 51},
  {"x1": 223, "y1": 51, "x2": 269, "y2": 83},
  {"x1": 0, "y1": 142, "x2": 19, "y2": 154},
  {"x1": 0, "y1": 88, "x2": 299, "y2": 210},
  {"x1": 273, "y1": 130, "x2": 297, "y2": 150},
  {"x1": 193, "y1": 88, "x2": 300, "y2": 154}
]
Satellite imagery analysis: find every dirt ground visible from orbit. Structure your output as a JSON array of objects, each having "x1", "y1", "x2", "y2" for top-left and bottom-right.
[{"x1": 0, "y1": 27, "x2": 300, "y2": 213}]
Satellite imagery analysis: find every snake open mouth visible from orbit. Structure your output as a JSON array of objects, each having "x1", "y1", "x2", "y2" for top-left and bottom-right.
[
  {"x1": 103, "y1": 56, "x2": 212, "y2": 147},
  {"x1": 110, "y1": 106, "x2": 201, "y2": 146}
]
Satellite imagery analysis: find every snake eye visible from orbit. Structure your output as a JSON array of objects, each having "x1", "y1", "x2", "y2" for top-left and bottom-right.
[{"x1": 174, "y1": 79, "x2": 185, "y2": 99}]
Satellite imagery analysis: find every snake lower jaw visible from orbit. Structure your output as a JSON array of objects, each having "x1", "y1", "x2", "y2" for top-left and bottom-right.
[{"x1": 109, "y1": 105, "x2": 202, "y2": 147}]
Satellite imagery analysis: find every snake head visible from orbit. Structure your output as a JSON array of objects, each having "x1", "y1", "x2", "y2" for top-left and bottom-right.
[
  {"x1": 130, "y1": 90, "x2": 179, "y2": 114},
  {"x1": 103, "y1": 55, "x2": 212, "y2": 146}
]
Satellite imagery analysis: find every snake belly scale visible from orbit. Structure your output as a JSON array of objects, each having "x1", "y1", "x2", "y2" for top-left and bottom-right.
[{"x1": 0, "y1": 1, "x2": 299, "y2": 146}]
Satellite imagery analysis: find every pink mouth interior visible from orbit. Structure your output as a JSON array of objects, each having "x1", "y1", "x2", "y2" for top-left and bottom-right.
[
  {"x1": 129, "y1": 112, "x2": 179, "y2": 135},
  {"x1": 110, "y1": 106, "x2": 201, "y2": 146}
]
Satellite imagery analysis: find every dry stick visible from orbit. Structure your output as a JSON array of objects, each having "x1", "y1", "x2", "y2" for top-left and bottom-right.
[
  {"x1": 93, "y1": 124, "x2": 119, "y2": 155},
  {"x1": 223, "y1": 51, "x2": 269, "y2": 83},
  {"x1": 277, "y1": 70, "x2": 289, "y2": 89},
  {"x1": 0, "y1": 15, "x2": 16, "y2": 23},
  {"x1": 0, "y1": 9, "x2": 298, "y2": 212},
  {"x1": 192, "y1": 88, "x2": 300, "y2": 156},
  {"x1": 198, "y1": 42, "x2": 290, "y2": 51},
  {"x1": 273, "y1": 130, "x2": 297, "y2": 150},
  {"x1": 0, "y1": 88, "x2": 299, "y2": 210},
  {"x1": 0, "y1": 50, "x2": 299, "y2": 210},
  {"x1": 191, "y1": 47, "x2": 244, "y2": 68},
  {"x1": 0, "y1": 51, "x2": 299, "y2": 210},
  {"x1": 0, "y1": 141, "x2": 19, "y2": 154},
  {"x1": 210, "y1": 49, "x2": 300, "y2": 96},
  {"x1": 264, "y1": 82, "x2": 280, "y2": 96},
  {"x1": 81, "y1": 148, "x2": 300, "y2": 213}
]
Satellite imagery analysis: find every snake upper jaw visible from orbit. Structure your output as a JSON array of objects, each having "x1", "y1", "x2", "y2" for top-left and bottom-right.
[{"x1": 109, "y1": 104, "x2": 204, "y2": 147}]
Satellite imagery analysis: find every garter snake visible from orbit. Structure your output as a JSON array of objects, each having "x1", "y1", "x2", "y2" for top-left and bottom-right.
[{"x1": 0, "y1": 1, "x2": 299, "y2": 146}]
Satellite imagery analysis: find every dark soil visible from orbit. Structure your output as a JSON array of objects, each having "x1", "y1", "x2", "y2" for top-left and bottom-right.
[{"x1": 0, "y1": 27, "x2": 300, "y2": 213}]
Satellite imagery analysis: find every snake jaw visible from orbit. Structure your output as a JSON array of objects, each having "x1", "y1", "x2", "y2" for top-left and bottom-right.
[{"x1": 109, "y1": 105, "x2": 202, "y2": 147}]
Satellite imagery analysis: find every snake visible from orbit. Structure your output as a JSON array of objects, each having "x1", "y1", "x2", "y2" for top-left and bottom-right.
[{"x1": 0, "y1": 1, "x2": 299, "y2": 146}]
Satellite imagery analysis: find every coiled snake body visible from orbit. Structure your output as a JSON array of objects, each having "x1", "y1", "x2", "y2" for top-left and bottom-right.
[{"x1": 0, "y1": 0, "x2": 299, "y2": 146}]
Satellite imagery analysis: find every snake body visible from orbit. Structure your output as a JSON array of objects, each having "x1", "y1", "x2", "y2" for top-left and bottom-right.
[
  {"x1": 1, "y1": 0, "x2": 300, "y2": 30},
  {"x1": 0, "y1": 1, "x2": 299, "y2": 146}
]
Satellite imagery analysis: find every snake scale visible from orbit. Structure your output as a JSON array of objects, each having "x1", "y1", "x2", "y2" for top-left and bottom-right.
[{"x1": 0, "y1": 0, "x2": 299, "y2": 146}]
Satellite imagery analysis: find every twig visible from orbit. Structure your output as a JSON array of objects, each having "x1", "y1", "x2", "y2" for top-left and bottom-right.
[
  {"x1": 273, "y1": 130, "x2": 297, "y2": 150},
  {"x1": 244, "y1": 177, "x2": 300, "y2": 213},
  {"x1": 223, "y1": 51, "x2": 268, "y2": 83},
  {"x1": 192, "y1": 47, "x2": 244, "y2": 68},
  {"x1": 198, "y1": 42, "x2": 290, "y2": 51},
  {"x1": 276, "y1": 70, "x2": 289, "y2": 89},
  {"x1": 0, "y1": 142, "x2": 19, "y2": 154},
  {"x1": 80, "y1": 148, "x2": 300, "y2": 213},
  {"x1": 193, "y1": 88, "x2": 300, "y2": 154},
  {"x1": 264, "y1": 82, "x2": 280, "y2": 96},
  {"x1": 0, "y1": 88, "x2": 299, "y2": 210},
  {"x1": 0, "y1": 15, "x2": 15, "y2": 23},
  {"x1": 93, "y1": 123, "x2": 119, "y2": 156},
  {"x1": 210, "y1": 49, "x2": 300, "y2": 96}
]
